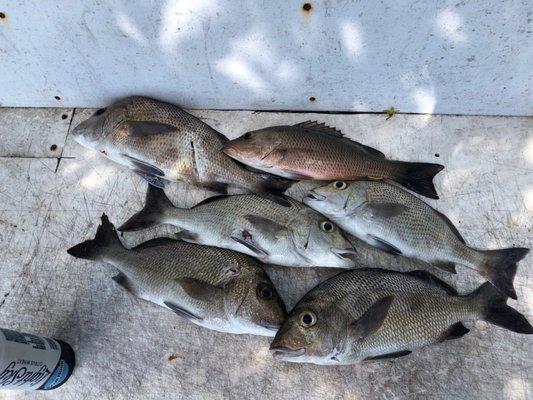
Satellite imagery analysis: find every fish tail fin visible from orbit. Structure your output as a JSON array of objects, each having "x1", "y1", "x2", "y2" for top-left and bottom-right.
[
  {"x1": 393, "y1": 162, "x2": 444, "y2": 199},
  {"x1": 118, "y1": 185, "x2": 174, "y2": 232},
  {"x1": 469, "y1": 282, "x2": 533, "y2": 334},
  {"x1": 67, "y1": 214, "x2": 123, "y2": 261},
  {"x1": 476, "y1": 247, "x2": 529, "y2": 299},
  {"x1": 249, "y1": 173, "x2": 296, "y2": 207},
  {"x1": 257, "y1": 173, "x2": 295, "y2": 194}
]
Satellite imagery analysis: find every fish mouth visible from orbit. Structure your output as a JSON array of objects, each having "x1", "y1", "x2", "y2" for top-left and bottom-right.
[
  {"x1": 305, "y1": 190, "x2": 326, "y2": 201},
  {"x1": 269, "y1": 345, "x2": 306, "y2": 358}
]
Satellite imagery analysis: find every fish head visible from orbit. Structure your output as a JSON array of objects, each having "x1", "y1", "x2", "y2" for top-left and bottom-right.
[
  {"x1": 270, "y1": 295, "x2": 344, "y2": 364},
  {"x1": 223, "y1": 127, "x2": 285, "y2": 169},
  {"x1": 71, "y1": 101, "x2": 129, "y2": 149},
  {"x1": 291, "y1": 213, "x2": 355, "y2": 268},
  {"x1": 226, "y1": 267, "x2": 287, "y2": 336},
  {"x1": 304, "y1": 181, "x2": 366, "y2": 216}
]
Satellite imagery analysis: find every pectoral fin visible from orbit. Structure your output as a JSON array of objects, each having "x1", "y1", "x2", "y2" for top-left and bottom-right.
[
  {"x1": 366, "y1": 235, "x2": 402, "y2": 256},
  {"x1": 126, "y1": 121, "x2": 176, "y2": 137},
  {"x1": 231, "y1": 231, "x2": 269, "y2": 257},
  {"x1": 112, "y1": 273, "x2": 139, "y2": 296},
  {"x1": 350, "y1": 296, "x2": 394, "y2": 341},
  {"x1": 364, "y1": 203, "x2": 408, "y2": 219},
  {"x1": 244, "y1": 215, "x2": 287, "y2": 238},
  {"x1": 175, "y1": 278, "x2": 224, "y2": 301},
  {"x1": 164, "y1": 301, "x2": 202, "y2": 321},
  {"x1": 364, "y1": 350, "x2": 412, "y2": 361}
]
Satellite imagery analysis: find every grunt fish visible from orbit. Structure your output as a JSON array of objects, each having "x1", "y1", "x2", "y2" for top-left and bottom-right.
[
  {"x1": 71, "y1": 96, "x2": 292, "y2": 204},
  {"x1": 270, "y1": 268, "x2": 532, "y2": 365},
  {"x1": 304, "y1": 180, "x2": 529, "y2": 299},
  {"x1": 118, "y1": 185, "x2": 357, "y2": 268},
  {"x1": 67, "y1": 214, "x2": 287, "y2": 336}
]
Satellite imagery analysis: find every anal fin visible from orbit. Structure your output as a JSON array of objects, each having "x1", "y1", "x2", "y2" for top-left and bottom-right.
[
  {"x1": 438, "y1": 322, "x2": 470, "y2": 342},
  {"x1": 134, "y1": 170, "x2": 167, "y2": 188},
  {"x1": 231, "y1": 231, "x2": 269, "y2": 257},
  {"x1": 174, "y1": 229, "x2": 199, "y2": 242},
  {"x1": 366, "y1": 235, "x2": 402, "y2": 256},
  {"x1": 432, "y1": 260, "x2": 457, "y2": 274},
  {"x1": 112, "y1": 273, "x2": 139, "y2": 296}
]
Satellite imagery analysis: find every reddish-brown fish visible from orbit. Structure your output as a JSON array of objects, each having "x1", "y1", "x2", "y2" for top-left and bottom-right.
[{"x1": 223, "y1": 121, "x2": 444, "y2": 199}]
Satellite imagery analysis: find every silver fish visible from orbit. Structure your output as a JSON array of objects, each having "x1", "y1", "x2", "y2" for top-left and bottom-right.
[
  {"x1": 304, "y1": 180, "x2": 529, "y2": 299},
  {"x1": 118, "y1": 186, "x2": 357, "y2": 268},
  {"x1": 67, "y1": 214, "x2": 286, "y2": 336},
  {"x1": 270, "y1": 268, "x2": 533, "y2": 365},
  {"x1": 71, "y1": 96, "x2": 292, "y2": 203}
]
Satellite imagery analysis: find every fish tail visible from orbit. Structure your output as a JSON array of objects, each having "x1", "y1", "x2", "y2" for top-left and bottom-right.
[
  {"x1": 475, "y1": 247, "x2": 529, "y2": 299},
  {"x1": 118, "y1": 185, "x2": 174, "y2": 232},
  {"x1": 246, "y1": 173, "x2": 296, "y2": 207},
  {"x1": 256, "y1": 173, "x2": 295, "y2": 194},
  {"x1": 392, "y1": 161, "x2": 444, "y2": 199},
  {"x1": 67, "y1": 214, "x2": 123, "y2": 261},
  {"x1": 469, "y1": 282, "x2": 533, "y2": 334}
]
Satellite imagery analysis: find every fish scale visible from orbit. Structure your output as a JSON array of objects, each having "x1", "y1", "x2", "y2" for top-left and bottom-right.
[{"x1": 324, "y1": 271, "x2": 474, "y2": 361}]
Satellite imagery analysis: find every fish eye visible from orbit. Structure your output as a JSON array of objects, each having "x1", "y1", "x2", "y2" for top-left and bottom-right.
[
  {"x1": 257, "y1": 284, "x2": 273, "y2": 300},
  {"x1": 94, "y1": 107, "x2": 107, "y2": 116},
  {"x1": 243, "y1": 132, "x2": 252, "y2": 139},
  {"x1": 333, "y1": 181, "x2": 347, "y2": 190},
  {"x1": 299, "y1": 311, "x2": 317, "y2": 327},
  {"x1": 320, "y1": 221, "x2": 334, "y2": 232}
]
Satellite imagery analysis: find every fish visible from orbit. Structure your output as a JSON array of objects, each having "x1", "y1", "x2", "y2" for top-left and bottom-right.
[
  {"x1": 270, "y1": 268, "x2": 533, "y2": 365},
  {"x1": 304, "y1": 180, "x2": 529, "y2": 299},
  {"x1": 71, "y1": 96, "x2": 292, "y2": 205},
  {"x1": 222, "y1": 121, "x2": 444, "y2": 199},
  {"x1": 118, "y1": 185, "x2": 357, "y2": 268},
  {"x1": 67, "y1": 214, "x2": 287, "y2": 336}
]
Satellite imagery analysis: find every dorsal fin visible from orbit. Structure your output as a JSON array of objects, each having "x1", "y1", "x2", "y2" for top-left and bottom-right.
[
  {"x1": 293, "y1": 121, "x2": 343, "y2": 137},
  {"x1": 293, "y1": 121, "x2": 385, "y2": 158},
  {"x1": 192, "y1": 194, "x2": 230, "y2": 208},
  {"x1": 434, "y1": 209, "x2": 466, "y2": 244},
  {"x1": 406, "y1": 270, "x2": 458, "y2": 295},
  {"x1": 133, "y1": 237, "x2": 178, "y2": 250}
]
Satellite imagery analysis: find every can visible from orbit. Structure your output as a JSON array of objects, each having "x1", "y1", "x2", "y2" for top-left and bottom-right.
[{"x1": 0, "y1": 328, "x2": 75, "y2": 390}]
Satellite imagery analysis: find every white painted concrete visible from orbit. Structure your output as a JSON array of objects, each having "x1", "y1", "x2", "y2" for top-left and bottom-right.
[
  {"x1": 0, "y1": 1, "x2": 531, "y2": 115},
  {"x1": 0, "y1": 108, "x2": 531, "y2": 399}
]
